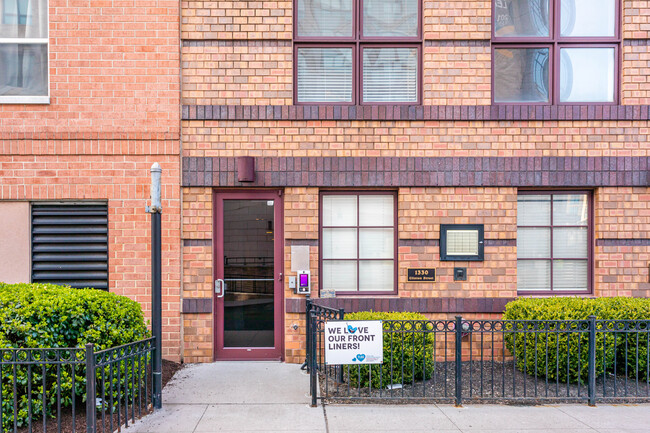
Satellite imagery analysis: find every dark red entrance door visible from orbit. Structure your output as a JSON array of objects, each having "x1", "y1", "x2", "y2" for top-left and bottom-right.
[{"x1": 213, "y1": 190, "x2": 284, "y2": 360}]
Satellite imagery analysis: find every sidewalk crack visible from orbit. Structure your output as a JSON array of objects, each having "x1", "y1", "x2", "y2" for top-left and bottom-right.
[
  {"x1": 322, "y1": 403, "x2": 330, "y2": 433},
  {"x1": 191, "y1": 405, "x2": 209, "y2": 433}
]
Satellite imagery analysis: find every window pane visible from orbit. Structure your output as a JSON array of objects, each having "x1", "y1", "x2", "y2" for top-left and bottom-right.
[
  {"x1": 359, "y1": 195, "x2": 393, "y2": 226},
  {"x1": 553, "y1": 194, "x2": 588, "y2": 226},
  {"x1": 518, "y1": 195, "x2": 551, "y2": 226},
  {"x1": 359, "y1": 260, "x2": 394, "y2": 291},
  {"x1": 0, "y1": 0, "x2": 47, "y2": 38},
  {"x1": 363, "y1": 0, "x2": 418, "y2": 37},
  {"x1": 296, "y1": 0, "x2": 353, "y2": 38},
  {"x1": 322, "y1": 228, "x2": 357, "y2": 259},
  {"x1": 322, "y1": 195, "x2": 357, "y2": 226},
  {"x1": 362, "y1": 48, "x2": 418, "y2": 103},
  {"x1": 494, "y1": 0, "x2": 550, "y2": 38},
  {"x1": 561, "y1": 0, "x2": 615, "y2": 37},
  {"x1": 517, "y1": 260, "x2": 551, "y2": 291},
  {"x1": 560, "y1": 48, "x2": 615, "y2": 103},
  {"x1": 517, "y1": 228, "x2": 550, "y2": 258},
  {"x1": 494, "y1": 48, "x2": 549, "y2": 103},
  {"x1": 553, "y1": 227, "x2": 587, "y2": 258},
  {"x1": 553, "y1": 260, "x2": 588, "y2": 291},
  {"x1": 323, "y1": 260, "x2": 357, "y2": 292},
  {"x1": 297, "y1": 48, "x2": 353, "y2": 103},
  {"x1": 359, "y1": 228, "x2": 393, "y2": 259},
  {"x1": 0, "y1": 44, "x2": 47, "y2": 97}
]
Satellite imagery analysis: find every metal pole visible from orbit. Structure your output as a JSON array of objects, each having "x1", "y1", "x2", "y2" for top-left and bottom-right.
[
  {"x1": 455, "y1": 315, "x2": 463, "y2": 407},
  {"x1": 85, "y1": 343, "x2": 97, "y2": 433},
  {"x1": 147, "y1": 163, "x2": 163, "y2": 410},
  {"x1": 310, "y1": 313, "x2": 318, "y2": 407},
  {"x1": 301, "y1": 299, "x2": 312, "y2": 371},
  {"x1": 588, "y1": 315, "x2": 596, "y2": 406}
]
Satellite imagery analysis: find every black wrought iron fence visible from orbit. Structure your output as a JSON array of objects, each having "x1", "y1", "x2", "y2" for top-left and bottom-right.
[
  {"x1": 308, "y1": 311, "x2": 650, "y2": 407},
  {"x1": 0, "y1": 337, "x2": 156, "y2": 433}
]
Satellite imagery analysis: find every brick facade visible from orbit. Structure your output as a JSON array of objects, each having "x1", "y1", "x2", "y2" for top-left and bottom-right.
[
  {"x1": 179, "y1": 0, "x2": 650, "y2": 365},
  {"x1": 0, "y1": 0, "x2": 182, "y2": 360},
  {"x1": 1, "y1": 0, "x2": 647, "y2": 365}
]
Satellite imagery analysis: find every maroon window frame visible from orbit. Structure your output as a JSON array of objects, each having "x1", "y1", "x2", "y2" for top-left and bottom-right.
[
  {"x1": 516, "y1": 190, "x2": 594, "y2": 296},
  {"x1": 293, "y1": 0, "x2": 422, "y2": 105},
  {"x1": 319, "y1": 191, "x2": 398, "y2": 296},
  {"x1": 491, "y1": 0, "x2": 621, "y2": 105}
]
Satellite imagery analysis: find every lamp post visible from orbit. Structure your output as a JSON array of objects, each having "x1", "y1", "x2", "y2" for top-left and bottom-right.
[{"x1": 146, "y1": 163, "x2": 163, "y2": 409}]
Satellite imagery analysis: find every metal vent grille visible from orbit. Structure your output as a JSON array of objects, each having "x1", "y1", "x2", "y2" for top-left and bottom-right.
[{"x1": 31, "y1": 203, "x2": 109, "y2": 290}]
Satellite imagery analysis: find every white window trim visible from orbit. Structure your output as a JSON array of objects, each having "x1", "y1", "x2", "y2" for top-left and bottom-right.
[{"x1": 0, "y1": 3, "x2": 50, "y2": 105}]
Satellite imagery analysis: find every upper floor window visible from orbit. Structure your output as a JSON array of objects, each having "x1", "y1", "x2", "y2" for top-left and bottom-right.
[
  {"x1": 294, "y1": 0, "x2": 421, "y2": 105},
  {"x1": 0, "y1": 0, "x2": 49, "y2": 103},
  {"x1": 492, "y1": 0, "x2": 619, "y2": 104}
]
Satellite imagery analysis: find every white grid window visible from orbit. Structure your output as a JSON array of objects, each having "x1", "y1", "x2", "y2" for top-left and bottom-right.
[{"x1": 0, "y1": 0, "x2": 49, "y2": 103}]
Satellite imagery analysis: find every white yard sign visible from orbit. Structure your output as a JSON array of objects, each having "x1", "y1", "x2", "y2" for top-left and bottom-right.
[{"x1": 324, "y1": 320, "x2": 383, "y2": 365}]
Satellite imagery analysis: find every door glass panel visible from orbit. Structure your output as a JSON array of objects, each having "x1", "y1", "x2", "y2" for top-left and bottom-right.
[{"x1": 222, "y1": 200, "x2": 275, "y2": 348}]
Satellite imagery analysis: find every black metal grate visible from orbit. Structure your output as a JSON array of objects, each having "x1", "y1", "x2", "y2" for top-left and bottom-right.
[{"x1": 31, "y1": 203, "x2": 109, "y2": 290}]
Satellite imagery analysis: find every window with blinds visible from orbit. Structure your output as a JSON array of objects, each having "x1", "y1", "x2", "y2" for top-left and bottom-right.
[
  {"x1": 517, "y1": 192, "x2": 591, "y2": 294},
  {"x1": 297, "y1": 48, "x2": 353, "y2": 103},
  {"x1": 31, "y1": 203, "x2": 109, "y2": 290},
  {"x1": 294, "y1": 0, "x2": 421, "y2": 104},
  {"x1": 320, "y1": 192, "x2": 396, "y2": 294}
]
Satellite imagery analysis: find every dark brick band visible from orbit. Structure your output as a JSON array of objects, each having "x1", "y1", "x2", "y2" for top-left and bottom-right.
[
  {"x1": 182, "y1": 40, "x2": 292, "y2": 48},
  {"x1": 624, "y1": 39, "x2": 650, "y2": 46},
  {"x1": 596, "y1": 239, "x2": 650, "y2": 246},
  {"x1": 424, "y1": 40, "x2": 490, "y2": 47},
  {"x1": 182, "y1": 156, "x2": 649, "y2": 188},
  {"x1": 183, "y1": 239, "x2": 212, "y2": 247},
  {"x1": 398, "y1": 239, "x2": 439, "y2": 247},
  {"x1": 286, "y1": 297, "x2": 514, "y2": 314},
  {"x1": 182, "y1": 298, "x2": 212, "y2": 314},
  {"x1": 183, "y1": 104, "x2": 650, "y2": 122},
  {"x1": 484, "y1": 239, "x2": 517, "y2": 247},
  {"x1": 285, "y1": 239, "x2": 319, "y2": 246}
]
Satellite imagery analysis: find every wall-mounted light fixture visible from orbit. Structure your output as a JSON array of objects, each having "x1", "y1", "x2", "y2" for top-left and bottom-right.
[{"x1": 440, "y1": 224, "x2": 484, "y2": 261}]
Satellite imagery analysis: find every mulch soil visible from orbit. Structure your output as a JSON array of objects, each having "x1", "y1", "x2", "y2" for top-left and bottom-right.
[
  {"x1": 16, "y1": 359, "x2": 184, "y2": 433},
  {"x1": 320, "y1": 360, "x2": 650, "y2": 405}
]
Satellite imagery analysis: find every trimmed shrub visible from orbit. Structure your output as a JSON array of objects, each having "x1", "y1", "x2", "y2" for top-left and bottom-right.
[
  {"x1": 503, "y1": 297, "x2": 650, "y2": 384},
  {"x1": 0, "y1": 282, "x2": 150, "y2": 432},
  {"x1": 342, "y1": 311, "x2": 435, "y2": 389}
]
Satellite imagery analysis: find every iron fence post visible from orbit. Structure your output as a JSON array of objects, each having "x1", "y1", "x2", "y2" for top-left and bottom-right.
[
  {"x1": 338, "y1": 308, "x2": 345, "y2": 384},
  {"x1": 86, "y1": 343, "x2": 97, "y2": 433},
  {"x1": 310, "y1": 313, "x2": 318, "y2": 407},
  {"x1": 455, "y1": 315, "x2": 463, "y2": 407},
  {"x1": 588, "y1": 315, "x2": 596, "y2": 406},
  {"x1": 302, "y1": 299, "x2": 313, "y2": 371}
]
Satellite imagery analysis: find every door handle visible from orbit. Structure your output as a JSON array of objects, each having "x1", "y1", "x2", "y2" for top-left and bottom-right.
[{"x1": 215, "y1": 279, "x2": 225, "y2": 298}]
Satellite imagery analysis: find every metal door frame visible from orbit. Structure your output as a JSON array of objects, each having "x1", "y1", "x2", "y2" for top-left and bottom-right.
[{"x1": 212, "y1": 189, "x2": 284, "y2": 361}]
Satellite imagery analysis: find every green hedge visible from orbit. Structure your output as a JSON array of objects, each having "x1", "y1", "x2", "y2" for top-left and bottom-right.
[
  {"x1": 342, "y1": 311, "x2": 435, "y2": 389},
  {"x1": 503, "y1": 297, "x2": 650, "y2": 384},
  {"x1": 0, "y1": 282, "x2": 150, "y2": 432}
]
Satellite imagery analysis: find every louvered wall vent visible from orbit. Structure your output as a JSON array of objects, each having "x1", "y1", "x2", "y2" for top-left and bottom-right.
[{"x1": 32, "y1": 203, "x2": 109, "y2": 290}]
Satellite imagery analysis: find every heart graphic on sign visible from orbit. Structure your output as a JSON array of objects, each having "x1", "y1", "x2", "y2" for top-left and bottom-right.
[
  {"x1": 347, "y1": 325, "x2": 358, "y2": 334},
  {"x1": 356, "y1": 354, "x2": 366, "y2": 362}
]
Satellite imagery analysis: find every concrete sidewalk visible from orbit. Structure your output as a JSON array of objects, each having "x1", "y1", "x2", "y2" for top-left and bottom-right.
[{"x1": 123, "y1": 362, "x2": 650, "y2": 433}]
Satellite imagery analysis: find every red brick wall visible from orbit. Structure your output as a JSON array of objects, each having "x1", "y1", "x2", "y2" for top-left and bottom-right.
[
  {"x1": 0, "y1": 0, "x2": 182, "y2": 360},
  {"x1": 0, "y1": 0, "x2": 180, "y2": 135}
]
